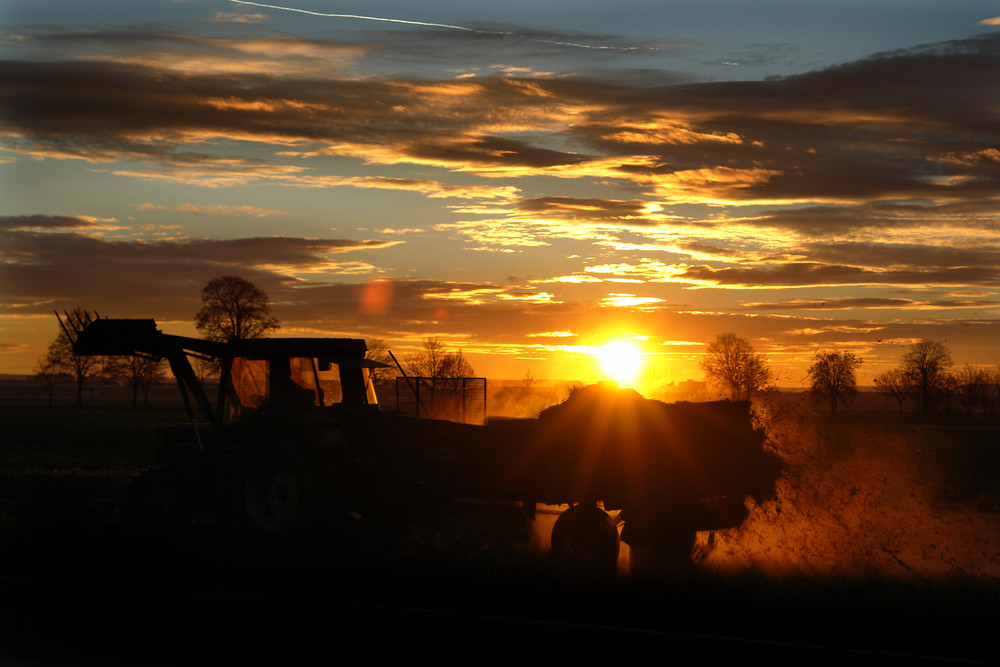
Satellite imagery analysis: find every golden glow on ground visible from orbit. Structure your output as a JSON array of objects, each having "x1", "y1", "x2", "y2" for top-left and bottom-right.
[{"x1": 596, "y1": 340, "x2": 644, "y2": 388}]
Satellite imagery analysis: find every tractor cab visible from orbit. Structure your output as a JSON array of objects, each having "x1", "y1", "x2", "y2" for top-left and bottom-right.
[{"x1": 220, "y1": 344, "x2": 381, "y2": 424}]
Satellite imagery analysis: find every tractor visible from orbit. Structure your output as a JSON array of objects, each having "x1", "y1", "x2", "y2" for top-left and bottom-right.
[{"x1": 61, "y1": 312, "x2": 783, "y2": 571}]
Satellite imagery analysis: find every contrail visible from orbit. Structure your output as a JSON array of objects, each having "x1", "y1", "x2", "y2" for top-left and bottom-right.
[{"x1": 226, "y1": 0, "x2": 647, "y2": 51}]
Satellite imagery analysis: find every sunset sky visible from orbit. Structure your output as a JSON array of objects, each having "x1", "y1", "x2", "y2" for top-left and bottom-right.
[{"x1": 2, "y1": 0, "x2": 999, "y2": 390}]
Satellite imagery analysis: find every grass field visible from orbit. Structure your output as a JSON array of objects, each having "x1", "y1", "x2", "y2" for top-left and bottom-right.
[
  {"x1": 0, "y1": 406, "x2": 183, "y2": 542},
  {"x1": 2, "y1": 396, "x2": 999, "y2": 663}
]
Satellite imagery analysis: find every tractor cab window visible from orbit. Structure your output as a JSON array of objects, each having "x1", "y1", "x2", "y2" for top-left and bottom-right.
[
  {"x1": 224, "y1": 357, "x2": 269, "y2": 422},
  {"x1": 289, "y1": 356, "x2": 341, "y2": 406},
  {"x1": 294, "y1": 357, "x2": 378, "y2": 407},
  {"x1": 223, "y1": 355, "x2": 377, "y2": 422}
]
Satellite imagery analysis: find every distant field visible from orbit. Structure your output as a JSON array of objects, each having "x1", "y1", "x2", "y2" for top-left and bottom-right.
[{"x1": 2, "y1": 405, "x2": 189, "y2": 447}]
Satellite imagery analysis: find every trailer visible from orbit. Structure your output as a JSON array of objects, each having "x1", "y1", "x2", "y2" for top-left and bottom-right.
[{"x1": 61, "y1": 313, "x2": 782, "y2": 570}]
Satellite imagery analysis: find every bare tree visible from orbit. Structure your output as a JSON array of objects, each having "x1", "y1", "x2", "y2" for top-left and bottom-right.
[
  {"x1": 365, "y1": 338, "x2": 399, "y2": 383},
  {"x1": 874, "y1": 368, "x2": 914, "y2": 415},
  {"x1": 47, "y1": 309, "x2": 102, "y2": 406},
  {"x1": 955, "y1": 364, "x2": 988, "y2": 415},
  {"x1": 901, "y1": 339, "x2": 953, "y2": 414},
  {"x1": 520, "y1": 369, "x2": 536, "y2": 393},
  {"x1": 987, "y1": 365, "x2": 1000, "y2": 416},
  {"x1": 192, "y1": 355, "x2": 220, "y2": 386},
  {"x1": 406, "y1": 337, "x2": 475, "y2": 379},
  {"x1": 195, "y1": 275, "x2": 279, "y2": 342},
  {"x1": 699, "y1": 333, "x2": 773, "y2": 400},
  {"x1": 402, "y1": 338, "x2": 478, "y2": 421},
  {"x1": 439, "y1": 348, "x2": 475, "y2": 380},
  {"x1": 407, "y1": 337, "x2": 445, "y2": 378},
  {"x1": 103, "y1": 354, "x2": 167, "y2": 409},
  {"x1": 34, "y1": 352, "x2": 66, "y2": 408},
  {"x1": 806, "y1": 350, "x2": 862, "y2": 415}
]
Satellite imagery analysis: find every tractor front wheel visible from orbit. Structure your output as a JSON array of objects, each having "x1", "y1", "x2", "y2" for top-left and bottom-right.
[{"x1": 126, "y1": 467, "x2": 188, "y2": 544}]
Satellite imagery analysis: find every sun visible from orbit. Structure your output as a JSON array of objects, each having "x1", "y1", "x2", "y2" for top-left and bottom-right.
[{"x1": 597, "y1": 340, "x2": 644, "y2": 387}]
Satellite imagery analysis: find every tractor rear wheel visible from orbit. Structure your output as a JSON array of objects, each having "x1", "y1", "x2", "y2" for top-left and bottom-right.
[
  {"x1": 242, "y1": 436, "x2": 321, "y2": 543},
  {"x1": 550, "y1": 503, "x2": 620, "y2": 575}
]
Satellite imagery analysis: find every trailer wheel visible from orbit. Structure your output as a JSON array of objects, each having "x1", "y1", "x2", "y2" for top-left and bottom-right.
[
  {"x1": 550, "y1": 503, "x2": 620, "y2": 575},
  {"x1": 126, "y1": 467, "x2": 187, "y2": 543},
  {"x1": 243, "y1": 437, "x2": 319, "y2": 540}
]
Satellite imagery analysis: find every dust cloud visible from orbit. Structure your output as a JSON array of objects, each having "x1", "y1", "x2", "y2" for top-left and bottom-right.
[
  {"x1": 488, "y1": 382, "x2": 568, "y2": 420},
  {"x1": 493, "y1": 384, "x2": 999, "y2": 583},
  {"x1": 694, "y1": 393, "x2": 1000, "y2": 582}
]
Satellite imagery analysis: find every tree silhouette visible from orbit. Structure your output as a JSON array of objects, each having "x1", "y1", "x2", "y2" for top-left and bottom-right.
[
  {"x1": 364, "y1": 338, "x2": 399, "y2": 383},
  {"x1": 901, "y1": 339, "x2": 953, "y2": 414},
  {"x1": 874, "y1": 368, "x2": 914, "y2": 415},
  {"x1": 406, "y1": 337, "x2": 475, "y2": 379},
  {"x1": 699, "y1": 333, "x2": 772, "y2": 400},
  {"x1": 955, "y1": 364, "x2": 988, "y2": 415},
  {"x1": 33, "y1": 352, "x2": 66, "y2": 408},
  {"x1": 806, "y1": 350, "x2": 862, "y2": 415},
  {"x1": 103, "y1": 354, "x2": 166, "y2": 409},
  {"x1": 403, "y1": 338, "x2": 477, "y2": 421},
  {"x1": 988, "y1": 366, "x2": 1000, "y2": 416},
  {"x1": 46, "y1": 308, "x2": 102, "y2": 406},
  {"x1": 195, "y1": 275, "x2": 279, "y2": 342}
]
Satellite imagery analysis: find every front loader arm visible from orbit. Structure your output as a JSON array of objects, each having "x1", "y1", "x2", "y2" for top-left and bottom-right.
[{"x1": 57, "y1": 312, "x2": 224, "y2": 431}]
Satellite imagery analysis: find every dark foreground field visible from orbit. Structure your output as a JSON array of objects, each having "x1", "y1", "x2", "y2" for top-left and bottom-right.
[{"x1": 2, "y1": 401, "x2": 999, "y2": 665}]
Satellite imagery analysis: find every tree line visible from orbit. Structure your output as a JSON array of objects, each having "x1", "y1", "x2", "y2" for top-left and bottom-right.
[
  {"x1": 699, "y1": 332, "x2": 999, "y2": 416},
  {"x1": 38, "y1": 275, "x2": 993, "y2": 416},
  {"x1": 873, "y1": 340, "x2": 1000, "y2": 416},
  {"x1": 806, "y1": 339, "x2": 1000, "y2": 417}
]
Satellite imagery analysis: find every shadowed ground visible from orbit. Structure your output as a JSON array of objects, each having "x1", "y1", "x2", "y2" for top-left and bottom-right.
[{"x1": 1, "y1": 403, "x2": 999, "y2": 664}]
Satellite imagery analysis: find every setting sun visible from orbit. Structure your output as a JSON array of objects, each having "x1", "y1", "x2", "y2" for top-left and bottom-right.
[{"x1": 597, "y1": 341, "x2": 644, "y2": 387}]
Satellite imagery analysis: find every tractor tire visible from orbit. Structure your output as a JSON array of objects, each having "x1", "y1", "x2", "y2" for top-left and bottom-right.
[
  {"x1": 550, "y1": 503, "x2": 620, "y2": 576},
  {"x1": 242, "y1": 436, "x2": 322, "y2": 545},
  {"x1": 125, "y1": 467, "x2": 188, "y2": 544}
]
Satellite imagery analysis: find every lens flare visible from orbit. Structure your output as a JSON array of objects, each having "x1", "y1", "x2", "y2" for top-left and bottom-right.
[{"x1": 597, "y1": 341, "x2": 643, "y2": 387}]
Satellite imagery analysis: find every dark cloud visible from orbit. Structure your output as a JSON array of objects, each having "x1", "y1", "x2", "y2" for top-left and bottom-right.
[
  {"x1": 565, "y1": 34, "x2": 1000, "y2": 202},
  {"x1": 744, "y1": 297, "x2": 1000, "y2": 310},
  {"x1": 0, "y1": 57, "x2": 592, "y2": 172},
  {"x1": 804, "y1": 242, "x2": 1000, "y2": 270},
  {"x1": 681, "y1": 263, "x2": 1000, "y2": 288},
  {"x1": 2, "y1": 33, "x2": 998, "y2": 207},
  {"x1": 407, "y1": 135, "x2": 585, "y2": 169},
  {"x1": 0, "y1": 223, "x2": 569, "y2": 350},
  {"x1": 741, "y1": 202, "x2": 1000, "y2": 237},
  {"x1": 743, "y1": 206, "x2": 896, "y2": 235},
  {"x1": 0, "y1": 215, "x2": 102, "y2": 230},
  {"x1": 278, "y1": 278, "x2": 559, "y2": 334},
  {"x1": 515, "y1": 196, "x2": 660, "y2": 223},
  {"x1": 0, "y1": 227, "x2": 397, "y2": 317}
]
